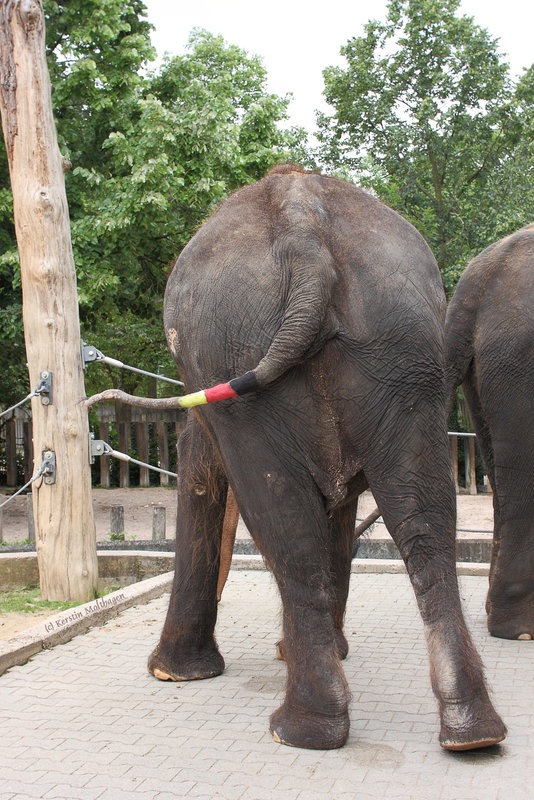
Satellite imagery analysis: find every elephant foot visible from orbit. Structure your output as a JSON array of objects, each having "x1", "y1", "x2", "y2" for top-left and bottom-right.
[
  {"x1": 439, "y1": 692, "x2": 507, "y2": 751},
  {"x1": 147, "y1": 642, "x2": 225, "y2": 682},
  {"x1": 487, "y1": 612, "x2": 534, "y2": 641},
  {"x1": 270, "y1": 702, "x2": 349, "y2": 750},
  {"x1": 275, "y1": 631, "x2": 348, "y2": 662}
]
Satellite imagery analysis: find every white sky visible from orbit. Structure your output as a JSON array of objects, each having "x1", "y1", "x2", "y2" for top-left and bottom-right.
[{"x1": 142, "y1": 0, "x2": 534, "y2": 132}]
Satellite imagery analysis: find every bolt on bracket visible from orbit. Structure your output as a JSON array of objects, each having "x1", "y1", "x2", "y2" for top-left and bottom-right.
[
  {"x1": 89, "y1": 434, "x2": 113, "y2": 464},
  {"x1": 37, "y1": 371, "x2": 53, "y2": 406},
  {"x1": 81, "y1": 341, "x2": 105, "y2": 369},
  {"x1": 41, "y1": 450, "x2": 56, "y2": 485}
]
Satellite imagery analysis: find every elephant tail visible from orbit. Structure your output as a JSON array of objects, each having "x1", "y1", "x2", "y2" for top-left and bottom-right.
[
  {"x1": 86, "y1": 193, "x2": 338, "y2": 412},
  {"x1": 85, "y1": 247, "x2": 337, "y2": 412}
]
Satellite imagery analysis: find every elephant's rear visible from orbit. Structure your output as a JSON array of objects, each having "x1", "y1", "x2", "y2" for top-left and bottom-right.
[
  {"x1": 446, "y1": 223, "x2": 534, "y2": 419},
  {"x1": 165, "y1": 166, "x2": 445, "y2": 398},
  {"x1": 157, "y1": 166, "x2": 507, "y2": 752}
]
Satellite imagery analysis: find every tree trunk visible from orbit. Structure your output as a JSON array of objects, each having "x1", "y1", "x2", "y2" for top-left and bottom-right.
[{"x1": 0, "y1": 0, "x2": 98, "y2": 600}]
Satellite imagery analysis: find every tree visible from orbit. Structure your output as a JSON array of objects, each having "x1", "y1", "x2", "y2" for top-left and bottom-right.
[
  {"x1": 318, "y1": 0, "x2": 527, "y2": 290},
  {"x1": 474, "y1": 64, "x2": 534, "y2": 249},
  {"x1": 0, "y1": 0, "x2": 98, "y2": 601},
  {"x1": 0, "y1": 11, "x2": 308, "y2": 413},
  {"x1": 71, "y1": 29, "x2": 307, "y2": 398},
  {"x1": 0, "y1": 0, "x2": 156, "y2": 408}
]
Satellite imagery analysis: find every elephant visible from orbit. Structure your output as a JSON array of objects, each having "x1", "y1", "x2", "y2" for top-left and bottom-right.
[
  {"x1": 87, "y1": 165, "x2": 505, "y2": 751},
  {"x1": 445, "y1": 222, "x2": 534, "y2": 641}
]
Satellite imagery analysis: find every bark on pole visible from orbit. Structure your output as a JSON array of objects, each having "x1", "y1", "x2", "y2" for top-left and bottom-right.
[{"x1": 0, "y1": 0, "x2": 98, "y2": 600}]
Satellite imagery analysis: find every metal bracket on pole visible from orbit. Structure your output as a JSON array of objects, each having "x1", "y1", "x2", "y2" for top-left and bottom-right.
[
  {"x1": 41, "y1": 450, "x2": 56, "y2": 485},
  {"x1": 37, "y1": 371, "x2": 53, "y2": 406},
  {"x1": 82, "y1": 341, "x2": 106, "y2": 368},
  {"x1": 89, "y1": 434, "x2": 113, "y2": 464},
  {"x1": 89, "y1": 433, "x2": 177, "y2": 478},
  {"x1": 81, "y1": 339, "x2": 184, "y2": 386}
]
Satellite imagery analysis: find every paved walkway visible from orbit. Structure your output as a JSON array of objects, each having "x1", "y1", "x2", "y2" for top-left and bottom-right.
[{"x1": 0, "y1": 571, "x2": 532, "y2": 800}]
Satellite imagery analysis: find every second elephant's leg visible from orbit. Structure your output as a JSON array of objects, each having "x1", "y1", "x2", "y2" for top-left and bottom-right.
[
  {"x1": 465, "y1": 369, "x2": 534, "y2": 640},
  {"x1": 148, "y1": 414, "x2": 227, "y2": 681},
  {"x1": 217, "y1": 487, "x2": 240, "y2": 602}
]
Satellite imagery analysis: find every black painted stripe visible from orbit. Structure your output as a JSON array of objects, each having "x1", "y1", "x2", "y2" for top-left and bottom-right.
[{"x1": 229, "y1": 371, "x2": 258, "y2": 396}]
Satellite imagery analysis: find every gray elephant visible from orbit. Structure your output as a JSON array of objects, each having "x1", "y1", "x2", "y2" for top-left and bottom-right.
[
  {"x1": 88, "y1": 165, "x2": 505, "y2": 751},
  {"x1": 445, "y1": 222, "x2": 534, "y2": 641}
]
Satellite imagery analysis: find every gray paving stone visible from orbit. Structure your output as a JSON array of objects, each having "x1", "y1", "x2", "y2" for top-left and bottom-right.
[{"x1": 1, "y1": 571, "x2": 533, "y2": 799}]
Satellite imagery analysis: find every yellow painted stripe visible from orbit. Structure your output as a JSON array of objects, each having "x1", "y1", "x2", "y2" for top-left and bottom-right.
[{"x1": 178, "y1": 390, "x2": 208, "y2": 408}]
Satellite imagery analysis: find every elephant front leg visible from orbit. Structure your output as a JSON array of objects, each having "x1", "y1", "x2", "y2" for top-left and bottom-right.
[
  {"x1": 270, "y1": 592, "x2": 350, "y2": 750},
  {"x1": 148, "y1": 417, "x2": 227, "y2": 682}
]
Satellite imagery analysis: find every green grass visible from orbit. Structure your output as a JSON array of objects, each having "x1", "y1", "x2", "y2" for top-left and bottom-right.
[
  {"x1": 0, "y1": 588, "x2": 81, "y2": 615},
  {"x1": 1, "y1": 539, "x2": 31, "y2": 547},
  {"x1": 0, "y1": 585, "x2": 125, "y2": 615}
]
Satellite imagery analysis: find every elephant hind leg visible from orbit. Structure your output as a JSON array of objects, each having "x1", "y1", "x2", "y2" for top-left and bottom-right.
[
  {"x1": 364, "y1": 408, "x2": 506, "y2": 750},
  {"x1": 148, "y1": 414, "x2": 227, "y2": 682},
  {"x1": 215, "y1": 422, "x2": 350, "y2": 750},
  {"x1": 465, "y1": 361, "x2": 534, "y2": 640},
  {"x1": 275, "y1": 495, "x2": 358, "y2": 663}
]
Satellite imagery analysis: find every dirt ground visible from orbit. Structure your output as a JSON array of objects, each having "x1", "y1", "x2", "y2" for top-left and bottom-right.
[
  {"x1": 0, "y1": 487, "x2": 494, "y2": 640},
  {"x1": 0, "y1": 486, "x2": 494, "y2": 546}
]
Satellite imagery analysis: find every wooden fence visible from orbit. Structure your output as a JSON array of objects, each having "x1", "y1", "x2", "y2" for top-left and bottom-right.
[
  {"x1": 0, "y1": 404, "x2": 186, "y2": 489},
  {"x1": 0, "y1": 409, "x2": 487, "y2": 494},
  {"x1": 450, "y1": 432, "x2": 484, "y2": 495},
  {"x1": 93, "y1": 405, "x2": 186, "y2": 488}
]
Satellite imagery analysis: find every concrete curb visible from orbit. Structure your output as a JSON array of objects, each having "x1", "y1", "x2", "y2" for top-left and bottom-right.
[
  {"x1": 0, "y1": 570, "x2": 173, "y2": 677},
  {"x1": 231, "y1": 554, "x2": 490, "y2": 576},
  {"x1": 0, "y1": 554, "x2": 490, "y2": 677}
]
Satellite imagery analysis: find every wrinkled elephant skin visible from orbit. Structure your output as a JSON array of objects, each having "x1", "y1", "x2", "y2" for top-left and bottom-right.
[
  {"x1": 446, "y1": 222, "x2": 534, "y2": 640},
  {"x1": 149, "y1": 166, "x2": 505, "y2": 750}
]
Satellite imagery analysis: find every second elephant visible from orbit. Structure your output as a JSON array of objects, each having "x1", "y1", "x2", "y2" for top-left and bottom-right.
[{"x1": 446, "y1": 222, "x2": 534, "y2": 640}]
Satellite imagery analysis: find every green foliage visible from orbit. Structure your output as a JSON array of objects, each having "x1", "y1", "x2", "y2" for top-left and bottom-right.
[
  {"x1": 73, "y1": 29, "x2": 304, "y2": 398},
  {"x1": 318, "y1": 0, "x2": 533, "y2": 288},
  {"x1": 0, "y1": 7, "x2": 307, "y2": 406}
]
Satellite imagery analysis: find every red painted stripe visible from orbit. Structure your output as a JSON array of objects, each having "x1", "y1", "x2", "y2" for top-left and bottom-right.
[{"x1": 204, "y1": 383, "x2": 238, "y2": 403}]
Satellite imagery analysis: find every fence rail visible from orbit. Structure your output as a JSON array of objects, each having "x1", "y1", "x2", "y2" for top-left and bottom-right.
[
  {"x1": 0, "y1": 405, "x2": 186, "y2": 489},
  {"x1": 1, "y1": 410, "x2": 487, "y2": 494}
]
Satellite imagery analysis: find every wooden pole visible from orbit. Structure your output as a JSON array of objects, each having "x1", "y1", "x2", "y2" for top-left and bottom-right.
[
  {"x1": 5, "y1": 416, "x2": 17, "y2": 486},
  {"x1": 110, "y1": 505, "x2": 125, "y2": 539},
  {"x1": 450, "y1": 434, "x2": 459, "y2": 493},
  {"x1": 98, "y1": 421, "x2": 111, "y2": 488},
  {"x1": 23, "y1": 419, "x2": 33, "y2": 481},
  {"x1": 0, "y1": 0, "x2": 98, "y2": 600},
  {"x1": 135, "y1": 422, "x2": 150, "y2": 487},
  {"x1": 467, "y1": 436, "x2": 477, "y2": 495},
  {"x1": 152, "y1": 506, "x2": 166, "y2": 541},
  {"x1": 118, "y1": 423, "x2": 130, "y2": 488},
  {"x1": 157, "y1": 421, "x2": 169, "y2": 486}
]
